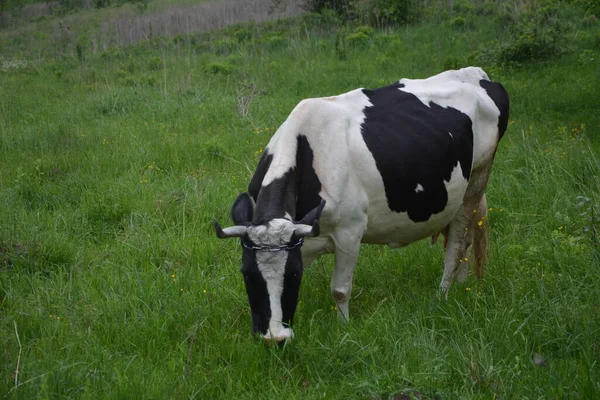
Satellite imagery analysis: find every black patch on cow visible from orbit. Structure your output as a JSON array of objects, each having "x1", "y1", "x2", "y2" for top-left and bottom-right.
[
  {"x1": 240, "y1": 237, "x2": 270, "y2": 335},
  {"x1": 281, "y1": 241, "x2": 303, "y2": 327},
  {"x1": 253, "y1": 170, "x2": 295, "y2": 221},
  {"x1": 360, "y1": 82, "x2": 474, "y2": 222},
  {"x1": 252, "y1": 136, "x2": 323, "y2": 222},
  {"x1": 479, "y1": 79, "x2": 510, "y2": 141},
  {"x1": 231, "y1": 193, "x2": 253, "y2": 225},
  {"x1": 249, "y1": 152, "x2": 273, "y2": 203},
  {"x1": 294, "y1": 135, "x2": 323, "y2": 221}
]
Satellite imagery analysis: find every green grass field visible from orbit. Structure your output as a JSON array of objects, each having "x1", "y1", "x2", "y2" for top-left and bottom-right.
[{"x1": 1, "y1": 1, "x2": 599, "y2": 398}]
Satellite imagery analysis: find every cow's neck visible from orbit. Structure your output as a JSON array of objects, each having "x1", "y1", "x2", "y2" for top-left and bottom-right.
[
  {"x1": 254, "y1": 169, "x2": 297, "y2": 222},
  {"x1": 250, "y1": 135, "x2": 323, "y2": 223}
]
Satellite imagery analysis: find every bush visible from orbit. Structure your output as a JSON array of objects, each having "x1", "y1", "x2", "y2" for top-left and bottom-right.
[
  {"x1": 267, "y1": 35, "x2": 286, "y2": 50},
  {"x1": 100, "y1": 47, "x2": 122, "y2": 60},
  {"x1": 299, "y1": 0, "x2": 421, "y2": 26},
  {"x1": 477, "y1": 4, "x2": 568, "y2": 65},
  {"x1": 346, "y1": 32, "x2": 369, "y2": 47},
  {"x1": 235, "y1": 29, "x2": 252, "y2": 43},
  {"x1": 450, "y1": 16, "x2": 473, "y2": 29},
  {"x1": 443, "y1": 55, "x2": 465, "y2": 70},
  {"x1": 214, "y1": 39, "x2": 238, "y2": 55},
  {"x1": 148, "y1": 57, "x2": 162, "y2": 71},
  {"x1": 141, "y1": 75, "x2": 157, "y2": 87},
  {"x1": 364, "y1": 0, "x2": 422, "y2": 26},
  {"x1": 373, "y1": 33, "x2": 395, "y2": 46},
  {"x1": 334, "y1": 31, "x2": 347, "y2": 60},
  {"x1": 355, "y1": 25, "x2": 374, "y2": 37},
  {"x1": 206, "y1": 62, "x2": 235, "y2": 75},
  {"x1": 301, "y1": 0, "x2": 351, "y2": 14}
]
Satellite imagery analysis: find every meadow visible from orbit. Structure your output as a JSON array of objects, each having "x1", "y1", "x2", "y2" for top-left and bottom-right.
[{"x1": 1, "y1": 0, "x2": 599, "y2": 398}]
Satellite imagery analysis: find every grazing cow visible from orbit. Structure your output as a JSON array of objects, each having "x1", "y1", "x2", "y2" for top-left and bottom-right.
[{"x1": 214, "y1": 67, "x2": 509, "y2": 342}]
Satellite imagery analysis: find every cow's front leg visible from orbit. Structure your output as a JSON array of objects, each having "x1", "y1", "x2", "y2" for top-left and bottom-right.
[
  {"x1": 301, "y1": 236, "x2": 330, "y2": 268},
  {"x1": 331, "y1": 234, "x2": 361, "y2": 322}
]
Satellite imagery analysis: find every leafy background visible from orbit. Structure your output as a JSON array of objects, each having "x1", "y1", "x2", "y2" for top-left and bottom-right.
[{"x1": 1, "y1": 0, "x2": 599, "y2": 398}]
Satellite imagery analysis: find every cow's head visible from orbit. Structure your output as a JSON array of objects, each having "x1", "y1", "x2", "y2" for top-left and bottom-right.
[{"x1": 214, "y1": 193, "x2": 325, "y2": 342}]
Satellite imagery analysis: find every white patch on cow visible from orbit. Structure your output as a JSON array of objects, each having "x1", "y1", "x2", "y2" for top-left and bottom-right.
[
  {"x1": 414, "y1": 183, "x2": 424, "y2": 193},
  {"x1": 247, "y1": 219, "x2": 296, "y2": 340},
  {"x1": 443, "y1": 163, "x2": 469, "y2": 210},
  {"x1": 261, "y1": 90, "x2": 373, "y2": 189},
  {"x1": 448, "y1": 132, "x2": 454, "y2": 139}
]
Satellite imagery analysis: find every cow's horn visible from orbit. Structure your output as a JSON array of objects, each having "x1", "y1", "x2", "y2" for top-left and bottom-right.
[
  {"x1": 214, "y1": 220, "x2": 248, "y2": 238},
  {"x1": 294, "y1": 220, "x2": 320, "y2": 238}
]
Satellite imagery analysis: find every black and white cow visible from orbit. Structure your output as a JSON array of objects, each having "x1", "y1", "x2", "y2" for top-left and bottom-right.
[{"x1": 215, "y1": 67, "x2": 509, "y2": 342}]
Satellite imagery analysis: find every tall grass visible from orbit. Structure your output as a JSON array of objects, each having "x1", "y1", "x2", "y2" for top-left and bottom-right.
[{"x1": 1, "y1": 1, "x2": 599, "y2": 398}]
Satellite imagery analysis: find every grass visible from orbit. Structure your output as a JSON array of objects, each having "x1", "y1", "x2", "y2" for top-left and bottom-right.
[{"x1": 1, "y1": 1, "x2": 600, "y2": 398}]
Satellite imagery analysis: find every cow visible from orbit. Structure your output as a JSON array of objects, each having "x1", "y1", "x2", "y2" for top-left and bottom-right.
[{"x1": 214, "y1": 67, "x2": 509, "y2": 342}]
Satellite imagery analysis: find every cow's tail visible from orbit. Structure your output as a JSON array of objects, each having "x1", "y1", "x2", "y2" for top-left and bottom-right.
[{"x1": 471, "y1": 194, "x2": 489, "y2": 280}]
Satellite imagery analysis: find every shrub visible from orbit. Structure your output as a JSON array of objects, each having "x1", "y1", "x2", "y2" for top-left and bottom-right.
[
  {"x1": 75, "y1": 43, "x2": 84, "y2": 62},
  {"x1": 235, "y1": 29, "x2": 252, "y2": 43},
  {"x1": 267, "y1": 35, "x2": 286, "y2": 50},
  {"x1": 100, "y1": 47, "x2": 122, "y2": 60},
  {"x1": 206, "y1": 62, "x2": 235, "y2": 75},
  {"x1": 148, "y1": 57, "x2": 162, "y2": 71},
  {"x1": 498, "y1": 26, "x2": 563, "y2": 64},
  {"x1": 116, "y1": 68, "x2": 128, "y2": 79},
  {"x1": 443, "y1": 55, "x2": 465, "y2": 70},
  {"x1": 487, "y1": 5, "x2": 567, "y2": 65},
  {"x1": 118, "y1": 76, "x2": 137, "y2": 87},
  {"x1": 141, "y1": 75, "x2": 157, "y2": 87},
  {"x1": 214, "y1": 39, "x2": 238, "y2": 55},
  {"x1": 355, "y1": 25, "x2": 374, "y2": 37},
  {"x1": 364, "y1": 0, "x2": 422, "y2": 26},
  {"x1": 299, "y1": 0, "x2": 421, "y2": 26},
  {"x1": 201, "y1": 138, "x2": 227, "y2": 160},
  {"x1": 450, "y1": 16, "x2": 473, "y2": 29},
  {"x1": 373, "y1": 33, "x2": 397, "y2": 47},
  {"x1": 301, "y1": 0, "x2": 351, "y2": 15},
  {"x1": 346, "y1": 32, "x2": 369, "y2": 47},
  {"x1": 334, "y1": 31, "x2": 347, "y2": 60}
]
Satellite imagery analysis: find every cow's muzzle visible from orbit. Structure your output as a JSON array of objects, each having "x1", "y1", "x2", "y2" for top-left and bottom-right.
[{"x1": 262, "y1": 326, "x2": 294, "y2": 343}]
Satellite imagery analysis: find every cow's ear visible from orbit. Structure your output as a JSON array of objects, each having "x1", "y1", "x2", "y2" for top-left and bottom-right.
[
  {"x1": 231, "y1": 192, "x2": 254, "y2": 225},
  {"x1": 296, "y1": 200, "x2": 326, "y2": 225}
]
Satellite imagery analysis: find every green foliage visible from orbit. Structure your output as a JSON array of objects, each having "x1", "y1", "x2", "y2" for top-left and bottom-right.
[
  {"x1": 75, "y1": 43, "x2": 84, "y2": 62},
  {"x1": 206, "y1": 61, "x2": 235, "y2": 75},
  {"x1": 346, "y1": 31, "x2": 369, "y2": 47},
  {"x1": 355, "y1": 25, "x2": 374, "y2": 38},
  {"x1": 443, "y1": 55, "x2": 465, "y2": 70},
  {"x1": 235, "y1": 28, "x2": 252, "y2": 43},
  {"x1": 267, "y1": 35, "x2": 286, "y2": 50},
  {"x1": 299, "y1": 0, "x2": 421, "y2": 26},
  {"x1": 334, "y1": 30, "x2": 347, "y2": 60},
  {"x1": 365, "y1": 0, "x2": 422, "y2": 26},
  {"x1": 134, "y1": 0, "x2": 150, "y2": 14},
  {"x1": 214, "y1": 39, "x2": 238, "y2": 55},
  {"x1": 148, "y1": 56, "x2": 162, "y2": 71},
  {"x1": 301, "y1": 0, "x2": 351, "y2": 15},
  {"x1": 100, "y1": 47, "x2": 123, "y2": 60},
  {"x1": 1, "y1": 1, "x2": 600, "y2": 399},
  {"x1": 450, "y1": 16, "x2": 473, "y2": 29}
]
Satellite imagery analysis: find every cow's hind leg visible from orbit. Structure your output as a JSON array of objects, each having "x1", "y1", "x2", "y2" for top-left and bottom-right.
[
  {"x1": 330, "y1": 230, "x2": 362, "y2": 322},
  {"x1": 457, "y1": 193, "x2": 489, "y2": 282},
  {"x1": 440, "y1": 194, "x2": 489, "y2": 295},
  {"x1": 439, "y1": 206, "x2": 471, "y2": 297}
]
